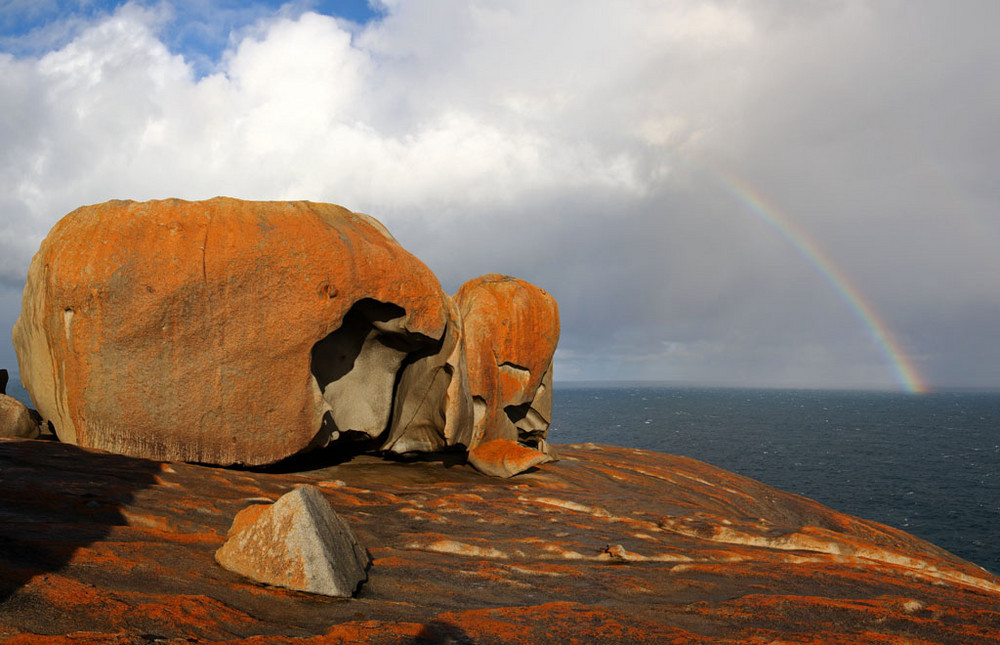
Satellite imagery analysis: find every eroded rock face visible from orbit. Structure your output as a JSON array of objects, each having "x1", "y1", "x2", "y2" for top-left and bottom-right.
[
  {"x1": 215, "y1": 485, "x2": 369, "y2": 597},
  {"x1": 13, "y1": 198, "x2": 452, "y2": 466},
  {"x1": 380, "y1": 296, "x2": 475, "y2": 455},
  {"x1": 454, "y1": 274, "x2": 560, "y2": 474}
]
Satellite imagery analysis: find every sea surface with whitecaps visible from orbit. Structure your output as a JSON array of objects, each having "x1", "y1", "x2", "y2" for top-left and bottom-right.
[{"x1": 551, "y1": 384, "x2": 1000, "y2": 576}]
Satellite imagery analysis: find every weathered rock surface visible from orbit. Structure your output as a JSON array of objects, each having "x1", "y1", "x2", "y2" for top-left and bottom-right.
[
  {"x1": 216, "y1": 485, "x2": 369, "y2": 597},
  {"x1": 466, "y1": 438, "x2": 552, "y2": 478},
  {"x1": 12, "y1": 198, "x2": 453, "y2": 466},
  {"x1": 1, "y1": 437, "x2": 996, "y2": 643},
  {"x1": 379, "y1": 296, "x2": 474, "y2": 456},
  {"x1": 0, "y1": 395, "x2": 37, "y2": 439},
  {"x1": 454, "y1": 274, "x2": 560, "y2": 458}
]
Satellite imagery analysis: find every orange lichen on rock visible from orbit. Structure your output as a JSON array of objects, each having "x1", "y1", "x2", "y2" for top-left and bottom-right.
[
  {"x1": 0, "y1": 438, "x2": 998, "y2": 642},
  {"x1": 13, "y1": 198, "x2": 450, "y2": 466},
  {"x1": 467, "y1": 438, "x2": 552, "y2": 478},
  {"x1": 453, "y1": 274, "x2": 560, "y2": 473}
]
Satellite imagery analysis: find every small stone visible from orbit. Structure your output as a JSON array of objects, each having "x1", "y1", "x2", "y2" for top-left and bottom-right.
[
  {"x1": 604, "y1": 544, "x2": 629, "y2": 562},
  {"x1": 215, "y1": 485, "x2": 369, "y2": 597},
  {"x1": 467, "y1": 439, "x2": 552, "y2": 478}
]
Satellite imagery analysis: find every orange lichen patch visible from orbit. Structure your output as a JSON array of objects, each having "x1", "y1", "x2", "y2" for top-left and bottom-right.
[
  {"x1": 1, "y1": 440, "x2": 999, "y2": 642},
  {"x1": 467, "y1": 438, "x2": 551, "y2": 478},
  {"x1": 453, "y1": 274, "x2": 559, "y2": 447},
  {"x1": 66, "y1": 544, "x2": 141, "y2": 570},
  {"x1": 434, "y1": 601, "x2": 693, "y2": 644},
  {"x1": 13, "y1": 198, "x2": 448, "y2": 466},
  {"x1": 424, "y1": 493, "x2": 486, "y2": 513},
  {"x1": 226, "y1": 503, "x2": 269, "y2": 536},
  {"x1": 27, "y1": 574, "x2": 127, "y2": 614},
  {"x1": 112, "y1": 526, "x2": 222, "y2": 545},
  {"x1": 397, "y1": 507, "x2": 448, "y2": 523},
  {"x1": 127, "y1": 594, "x2": 261, "y2": 637}
]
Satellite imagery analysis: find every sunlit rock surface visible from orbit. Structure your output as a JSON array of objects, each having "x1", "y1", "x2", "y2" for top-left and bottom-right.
[
  {"x1": 0, "y1": 395, "x2": 36, "y2": 439},
  {"x1": 454, "y1": 274, "x2": 560, "y2": 473},
  {"x1": 0, "y1": 437, "x2": 996, "y2": 643},
  {"x1": 215, "y1": 485, "x2": 369, "y2": 597},
  {"x1": 466, "y1": 438, "x2": 552, "y2": 478},
  {"x1": 12, "y1": 198, "x2": 452, "y2": 466}
]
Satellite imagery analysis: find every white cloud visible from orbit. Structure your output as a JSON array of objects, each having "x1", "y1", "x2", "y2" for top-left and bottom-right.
[{"x1": 1, "y1": 0, "x2": 999, "y2": 389}]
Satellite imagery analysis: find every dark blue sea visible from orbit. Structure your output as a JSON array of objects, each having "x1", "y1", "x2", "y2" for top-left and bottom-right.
[{"x1": 551, "y1": 384, "x2": 999, "y2": 576}]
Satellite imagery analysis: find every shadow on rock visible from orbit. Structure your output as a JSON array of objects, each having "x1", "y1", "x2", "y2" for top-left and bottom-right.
[
  {"x1": 410, "y1": 620, "x2": 477, "y2": 645},
  {"x1": 0, "y1": 439, "x2": 161, "y2": 604}
]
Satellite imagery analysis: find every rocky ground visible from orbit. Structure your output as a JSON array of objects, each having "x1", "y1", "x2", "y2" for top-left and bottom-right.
[{"x1": 0, "y1": 437, "x2": 997, "y2": 644}]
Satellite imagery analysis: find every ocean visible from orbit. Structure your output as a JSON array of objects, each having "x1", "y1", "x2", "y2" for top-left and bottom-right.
[
  {"x1": 551, "y1": 384, "x2": 1000, "y2": 576},
  {"x1": 6, "y1": 380, "x2": 998, "y2": 575}
]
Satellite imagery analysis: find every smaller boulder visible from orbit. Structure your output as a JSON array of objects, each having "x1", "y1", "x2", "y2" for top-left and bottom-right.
[
  {"x1": 467, "y1": 439, "x2": 552, "y2": 478},
  {"x1": 0, "y1": 394, "x2": 39, "y2": 439},
  {"x1": 215, "y1": 485, "x2": 369, "y2": 597}
]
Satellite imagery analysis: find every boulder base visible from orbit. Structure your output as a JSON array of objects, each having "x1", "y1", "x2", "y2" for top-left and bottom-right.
[
  {"x1": 215, "y1": 485, "x2": 369, "y2": 597},
  {"x1": 467, "y1": 438, "x2": 552, "y2": 478}
]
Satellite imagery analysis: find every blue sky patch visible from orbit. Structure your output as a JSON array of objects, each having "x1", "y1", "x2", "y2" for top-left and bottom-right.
[{"x1": 0, "y1": 0, "x2": 380, "y2": 74}]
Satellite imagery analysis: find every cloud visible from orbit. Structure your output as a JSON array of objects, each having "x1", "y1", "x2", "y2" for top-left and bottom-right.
[{"x1": 1, "y1": 0, "x2": 998, "y2": 389}]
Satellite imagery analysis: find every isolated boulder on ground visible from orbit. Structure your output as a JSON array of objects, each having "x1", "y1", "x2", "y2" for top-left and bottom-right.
[
  {"x1": 454, "y1": 274, "x2": 559, "y2": 475},
  {"x1": 215, "y1": 485, "x2": 369, "y2": 597},
  {"x1": 0, "y1": 394, "x2": 38, "y2": 439},
  {"x1": 12, "y1": 198, "x2": 454, "y2": 466}
]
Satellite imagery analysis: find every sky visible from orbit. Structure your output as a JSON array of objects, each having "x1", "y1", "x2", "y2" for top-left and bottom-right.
[{"x1": 1, "y1": 0, "x2": 998, "y2": 392}]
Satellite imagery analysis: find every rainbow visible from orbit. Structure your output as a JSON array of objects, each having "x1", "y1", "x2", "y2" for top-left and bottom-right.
[{"x1": 706, "y1": 169, "x2": 928, "y2": 394}]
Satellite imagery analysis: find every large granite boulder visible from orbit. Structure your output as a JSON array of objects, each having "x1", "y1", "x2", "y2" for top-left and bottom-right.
[
  {"x1": 12, "y1": 198, "x2": 454, "y2": 466},
  {"x1": 454, "y1": 274, "x2": 560, "y2": 468}
]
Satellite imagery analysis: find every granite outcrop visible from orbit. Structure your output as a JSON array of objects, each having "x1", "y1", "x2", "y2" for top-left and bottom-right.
[
  {"x1": 0, "y1": 437, "x2": 996, "y2": 643},
  {"x1": 454, "y1": 274, "x2": 559, "y2": 465},
  {"x1": 12, "y1": 199, "x2": 558, "y2": 471}
]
